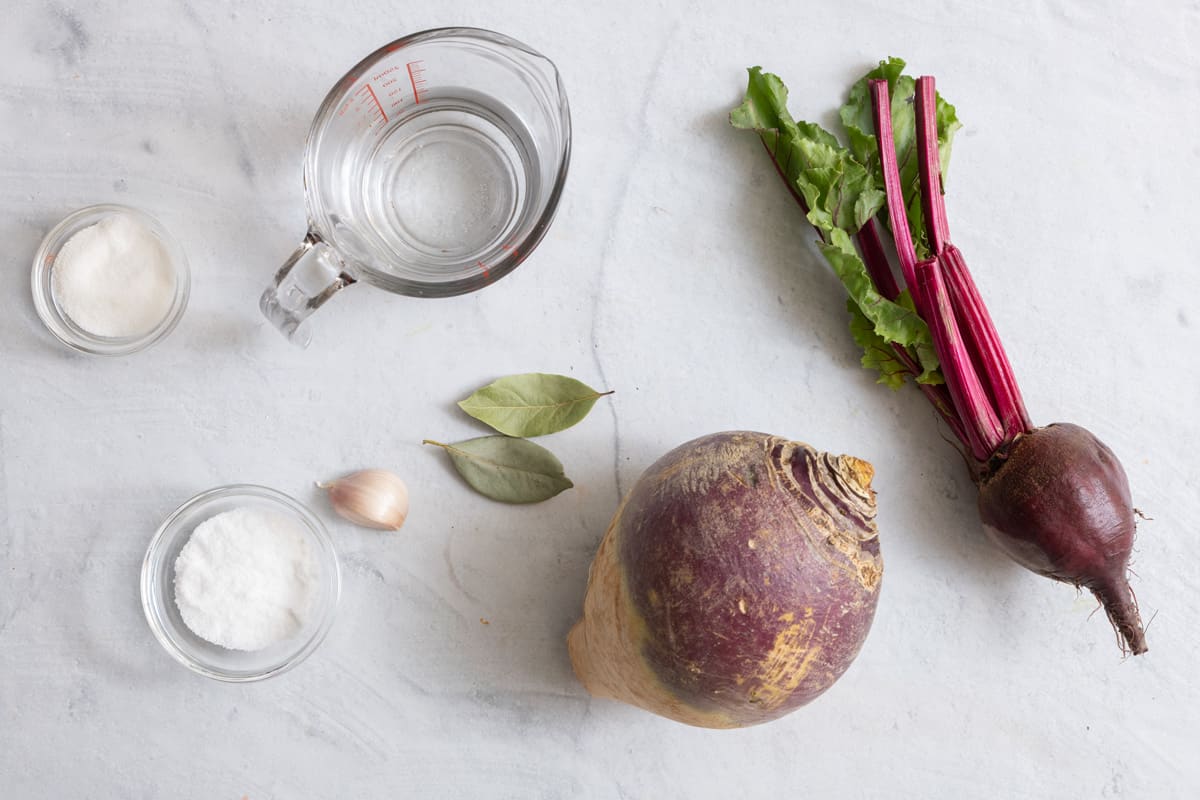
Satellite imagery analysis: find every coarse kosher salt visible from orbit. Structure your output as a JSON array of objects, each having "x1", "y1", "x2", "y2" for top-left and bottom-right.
[{"x1": 173, "y1": 507, "x2": 318, "y2": 651}]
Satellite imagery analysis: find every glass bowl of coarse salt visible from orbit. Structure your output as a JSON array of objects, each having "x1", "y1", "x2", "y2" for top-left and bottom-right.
[
  {"x1": 31, "y1": 204, "x2": 190, "y2": 356},
  {"x1": 141, "y1": 485, "x2": 341, "y2": 681}
]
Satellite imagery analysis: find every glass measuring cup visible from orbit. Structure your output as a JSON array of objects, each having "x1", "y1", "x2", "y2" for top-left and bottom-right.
[{"x1": 261, "y1": 27, "x2": 571, "y2": 345}]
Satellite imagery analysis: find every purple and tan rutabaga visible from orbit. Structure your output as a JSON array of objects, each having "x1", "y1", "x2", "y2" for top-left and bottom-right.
[{"x1": 569, "y1": 431, "x2": 882, "y2": 728}]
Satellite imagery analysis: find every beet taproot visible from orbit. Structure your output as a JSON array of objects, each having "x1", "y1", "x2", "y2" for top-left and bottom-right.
[
  {"x1": 978, "y1": 423, "x2": 1146, "y2": 653},
  {"x1": 568, "y1": 431, "x2": 882, "y2": 728}
]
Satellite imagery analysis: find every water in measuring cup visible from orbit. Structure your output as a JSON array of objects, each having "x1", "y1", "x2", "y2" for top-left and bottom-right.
[{"x1": 326, "y1": 88, "x2": 540, "y2": 283}]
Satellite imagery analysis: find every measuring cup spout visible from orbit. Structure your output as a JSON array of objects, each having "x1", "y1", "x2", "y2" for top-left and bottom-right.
[{"x1": 260, "y1": 232, "x2": 356, "y2": 347}]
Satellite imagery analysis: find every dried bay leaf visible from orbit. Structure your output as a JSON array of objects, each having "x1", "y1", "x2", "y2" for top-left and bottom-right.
[
  {"x1": 457, "y1": 373, "x2": 613, "y2": 437},
  {"x1": 423, "y1": 436, "x2": 574, "y2": 504}
]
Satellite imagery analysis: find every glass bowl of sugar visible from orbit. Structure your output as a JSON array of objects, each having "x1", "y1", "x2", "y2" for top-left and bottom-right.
[
  {"x1": 141, "y1": 485, "x2": 341, "y2": 681},
  {"x1": 31, "y1": 204, "x2": 190, "y2": 356}
]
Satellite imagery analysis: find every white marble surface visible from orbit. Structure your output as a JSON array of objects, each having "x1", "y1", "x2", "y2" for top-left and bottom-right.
[{"x1": 2, "y1": 1, "x2": 1198, "y2": 797}]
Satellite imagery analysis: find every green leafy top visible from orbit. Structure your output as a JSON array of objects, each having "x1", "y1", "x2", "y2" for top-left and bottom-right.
[
  {"x1": 731, "y1": 61, "x2": 958, "y2": 388},
  {"x1": 731, "y1": 68, "x2": 885, "y2": 235}
]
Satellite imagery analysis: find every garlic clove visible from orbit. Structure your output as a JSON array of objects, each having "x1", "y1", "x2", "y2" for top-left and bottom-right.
[{"x1": 319, "y1": 469, "x2": 410, "y2": 531}]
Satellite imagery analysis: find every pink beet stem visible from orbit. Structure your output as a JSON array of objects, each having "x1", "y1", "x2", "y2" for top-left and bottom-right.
[
  {"x1": 860, "y1": 214, "x2": 967, "y2": 441},
  {"x1": 914, "y1": 258, "x2": 1005, "y2": 462},
  {"x1": 914, "y1": 76, "x2": 1031, "y2": 444},
  {"x1": 869, "y1": 79, "x2": 920, "y2": 302},
  {"x1": 941, "y1": 246, "x2": 1034, "y2": 438},
  {"x1": 918, "y1": 381, "x2": 970, "y2": 447},
  {"x1": 915, "y1": 77, "x2": 951, "y2": 255},
  {"x1": 884, "y1": 334, "x2": 970, "y2": 445},
  {"x1": 848, "y1": 194, "x2": 967, "y2": 441},
  {"x1": 858, "y1": 218, "x2": 901, "y2": 300}
]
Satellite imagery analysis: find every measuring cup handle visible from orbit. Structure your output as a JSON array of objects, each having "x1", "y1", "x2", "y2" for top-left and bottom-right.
[{"x1": 259, "y1": 232, "x2": 356, "y2": 347}]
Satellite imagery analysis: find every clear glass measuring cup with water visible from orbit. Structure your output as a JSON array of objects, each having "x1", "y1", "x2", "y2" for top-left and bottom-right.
[{"x1": 261, "y1": 28, "x2": 572, "y2": 345}]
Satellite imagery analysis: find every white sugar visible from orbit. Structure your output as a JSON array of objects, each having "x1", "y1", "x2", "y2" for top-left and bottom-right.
[
  {"x1": 50, "y1": 212, "x2": 176, "y2": 338},
  {"x1": 173, "y1": 507, "x2": 318, "y2": 652}
]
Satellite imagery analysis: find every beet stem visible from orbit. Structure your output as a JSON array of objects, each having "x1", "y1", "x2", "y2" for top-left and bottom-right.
[
  {"x1": 941, "y1": 246, "x2": 1034, "y2": 438},
  {"x1": 869, "y1": 79, "x2": 920, "y2": 301},
  {"x1": 915, "y1": 77, "x2": 951, "y2": 255},
  {"x1": 913, "y1": 76, "x2": 1031, "y2": 445},
  {"x1": 914, "y1": 258, "x2": 1005, "y2": 462},
  {"x1": 858, "y1": 218, "x2": 901, "y2": 301},
  {"x1": 868, "y1": 78, "x2": 976, "y2": 448},
  {"x1": 919, "y1": 384, "x2": 971, "y2": 447},
  {"x1": 887, "y1": 339, "x2": 970, "y2": 444},
  {"x1": 858, "y1": 210, "x2": 966, "y2": 440}
]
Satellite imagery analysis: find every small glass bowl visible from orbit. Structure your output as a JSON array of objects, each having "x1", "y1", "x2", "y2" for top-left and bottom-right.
[
  {"x1": 141, "y1": 485, "x2": 341, "y2": 682},
  {"x1": 31, "y1": 204, "x2": 191, "y2": 356}
]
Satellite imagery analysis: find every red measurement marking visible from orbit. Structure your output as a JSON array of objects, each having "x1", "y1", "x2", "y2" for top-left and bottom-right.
[
  {"x1": 477, "y1": 260, "x2": 491, "y2": 279},
  {"x1": 501, "y1": 242, "x2": 519, "y2": 259},
  {"x1": 363, "y1": 83, "x2": 388, "y2": 123},
  {"x1": 406, "y1": 60, "x2": 427, "y2": 104}
]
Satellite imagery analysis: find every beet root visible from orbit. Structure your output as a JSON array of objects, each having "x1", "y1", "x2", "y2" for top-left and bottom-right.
[
  {"x1": 568, "y1": 431, "x2": 883, "y2": 728},
  {"x1": 977, "y1": 423, "x2": 1147, "y2": 654}
]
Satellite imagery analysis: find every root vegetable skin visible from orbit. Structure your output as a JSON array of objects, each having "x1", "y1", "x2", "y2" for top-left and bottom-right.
[
  {"x1": 569, "y1": 431, "x2": 882, "y2": 729},
  {"x1": 978, "y1": 424, "x2": 1146, "y2": 654}
]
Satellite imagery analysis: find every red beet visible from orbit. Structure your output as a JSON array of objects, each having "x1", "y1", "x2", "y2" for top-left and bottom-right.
[
  {"x1": 977, "y1": 424, "x2": 1146, "y2": 654},
  {"x1": 882, "y1": 79, "x2": 1148, "y2": 654},
  {"x1": 735, "y1": 65, "x2": 1148, "y2": 654},
  {"x1": 568, "y1": 431, "x2": 882, "y2": 728}
]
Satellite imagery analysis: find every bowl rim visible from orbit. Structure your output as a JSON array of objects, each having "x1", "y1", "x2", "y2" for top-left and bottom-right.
[
  {"x1": 140, "y1": 483, "x2": 342, "y2": 682},
  {"x1": 31, "y1": 203, "x2": 191, "y2": 356}
]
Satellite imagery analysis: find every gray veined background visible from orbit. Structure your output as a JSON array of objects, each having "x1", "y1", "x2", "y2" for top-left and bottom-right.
[{"x1": 2, "y1": 0, "x2": 1198, "y2": 797}]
